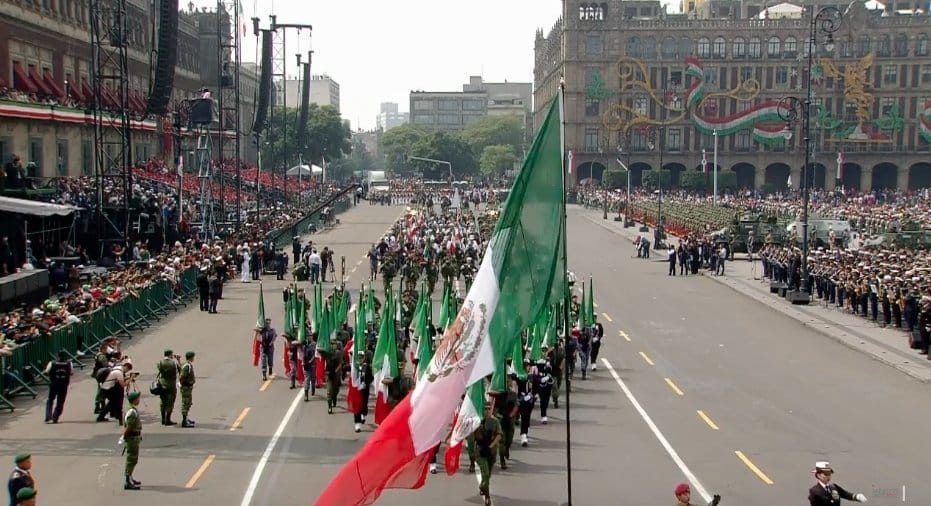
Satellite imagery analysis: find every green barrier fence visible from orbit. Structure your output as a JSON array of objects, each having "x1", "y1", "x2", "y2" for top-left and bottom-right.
[
  {"x1": 266, "y1": 196, "x2": 353, "y2": 249},
  {"x1": 0, "y1": 267, "x2": 199, "y2": 411}
]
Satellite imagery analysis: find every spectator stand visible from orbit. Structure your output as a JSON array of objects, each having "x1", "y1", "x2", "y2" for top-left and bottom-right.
[
  {"x1": 265, "y1": 183, "x2": 358, "y2": 249},
  {"x1": 0, "y1": 265, "x2": 199, "y2": 412}
]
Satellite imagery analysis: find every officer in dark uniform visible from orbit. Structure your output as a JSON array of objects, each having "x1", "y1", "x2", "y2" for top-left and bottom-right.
[
  {"x1": 44, "y1": 350, "x2": 72, "y2": 423},
  {"x1": 7, "y1": 453, "x2": 34, "y2": 506},
  {"x1": 196, "y1": 266, "x2": 209, "y2": 311},
  {"x1": 808, "y1": 462, "x2": 868, "y2": 505},
  {"x1": 302, "y1": 335, "x2": 317, "y2": 401},
  {"x1": 590, "y1": 315, "x2": 604, "y2": 371},
  {"x1": 353, "y1": 349, "x2": 374, "y2": 432},
  {"x1": 494, "y1": 381, "x2": 518, "y2": 470}
]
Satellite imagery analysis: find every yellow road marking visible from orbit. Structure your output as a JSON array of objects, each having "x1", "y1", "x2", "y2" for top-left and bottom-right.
[
  {"x1": 735, "y1": 450, "x2": 774, "y2": 485},
  {"x1": 601, "y1": 312, "x2": 613, "y2": 322},
  {"x1": 619, "y1": 330, "x2": 631, "y2": 342},
  {"x1": 639, "y1": 352, "x2": 654, "y2": 366},
  {"x1": 664, "y1": 377, "x2": 685, "y2": 396},
  {"x1": 697, "y1": 410, "x2": 719, "y2": 430},
  {"x1": 185, "y1": 454, "x2": 216, "y2": 488},
  {"x1": 229, "y1": 407, "x2": 251, "y2": 431},
  {"x1": 259, "y1": 375, "x2": 274, "y2": 392}
]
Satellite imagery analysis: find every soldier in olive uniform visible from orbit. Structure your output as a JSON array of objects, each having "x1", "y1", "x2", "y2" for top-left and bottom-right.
[
  {"x1": 156, "y1": 349, "x2": 180, "y2": 426},
  {"x1": 7, "y1": 453, "x2": 34, "y2": 506},
  {"x1": 179, "y1": 352, "x2": 196, "y2": 428},
  {"x1": 473, "y1": 402, "x2": 502, "y2": 506},
  {"x1": 320, "y1": 341, "x2": 343, "y2": 414},
  {"x1": 123, "y1": 391, "x2": 143, "y2": 490}
]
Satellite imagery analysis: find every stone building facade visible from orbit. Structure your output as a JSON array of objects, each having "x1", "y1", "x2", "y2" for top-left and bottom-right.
[
  {"x1": 0, "y1": 1, "x2": 257, "y2": 177},
  {"x1": 534, "y1": 0, "x2": 931, "y2": 191}
]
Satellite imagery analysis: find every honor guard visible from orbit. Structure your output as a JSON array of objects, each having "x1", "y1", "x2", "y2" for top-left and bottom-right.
[
  {"x1": 259, "y1": 319, "x2": 276, "y2": 381},
  {"x1": 473, "y1": 403, "x2": 502, "y2": 506},
  {"x1": 13, "y1": 487, "x2": 35, "y2": 506},
  {"x1": 179, "y1": 352, "x2": 196, "y2": 428},
  {"x1": 534, "y1": 357, "x2": 554, "y2": 424},
  {"x1": 675, "y1": 483, "x2": 721, "y2": 506},
  {"x1": 122, "y1": 391, "x2": 143, "y2": 490},
  {"x1": 493, "y1": 379, "x2": 518, "y2": 470},
  {"x1": 156, "y1": 349, "x2": 181, "y2": 426},
  {"x1": 320, "y1": 340, "x2": 344, "y2": 414},
  {"x1": 353, "y1": 349, "x2": 374, "y2": 432},
  {"x1": 7, "y1": 453, "x2": 34, "y2": 506},
  {"x1": 302, "y1": 335, "x2": 318, "y2": 401},
  {"x1": 808, "y1": 462, "x2": 868, "y2": 505}
]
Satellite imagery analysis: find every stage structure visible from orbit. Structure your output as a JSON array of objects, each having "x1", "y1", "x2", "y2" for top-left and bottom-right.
[
  {"x1": 268, "y1": 16, "x2": 312, "y2": 203},
  {"x1": 216, "y1": 0, "x2": 243, "y2": 228},
  {"x1": 89, "y1": 0, "x2": 133, "y2": 248}
]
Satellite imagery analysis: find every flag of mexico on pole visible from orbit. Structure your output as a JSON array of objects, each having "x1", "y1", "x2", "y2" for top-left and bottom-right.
[
  {"x1": 315, "y1": 90, "x2": 568, "y2": 506},
  {"x1": 252, "y1": 283, "x2": 265, "y2": 367}
]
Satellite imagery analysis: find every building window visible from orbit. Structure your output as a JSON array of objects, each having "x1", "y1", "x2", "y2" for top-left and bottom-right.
[
  {"x1": 579, "y1": 3, "x2": 607, "y2": 20},
  {"x1": 585, "y1": 97, "x2": 600, "y2": 116},
  {"x1": 667, "y1": 129, "x2": 681, "y2": 151},
  {"x1": 627, "y1": 37, "x2": 642, "y2": 57},
  {"x1": 634, "y1": 95, "x2": 648, "y2": 115},
  {"x1": 704, "y1": 67, "x2": 718, "y2": 84},
  {"x1": 857, "y1": 35, "x2": 871, "y2": 57},
  {"x1": 697, "y1": 37, "x2": 711, "y2": 58},
  {"x1": 679, "y1": 37, "x2": 693, "y2": 57},
  {"x1": 736, "y1": 130, "x2": 751, "y2": 150},
  {"x1": 585, "y1": 35, "x2": 603, "y2": 56},
  {"x1": 918, "y1": 34, "x2": 928, "y2": 56},
  {"x1": 733, "y1": 37, "x2": 746, "y2": 58},
  {"x1": 784, "y1": 37, "x2": 797, "y2": 58},
  {"x1": 749, "y1": 37, "x2": 761, "y2": 58},
  {"x1": 741, "y1": 66, "x2": 753, "y2": 80},
  {"x1": 438, "y1": 99, "x2": 458, "y2": 111},
  {"x1": 462, "y1": 100, "x2": 483, "y2": 111},
  {"x1": 883, "y1": 64, "x2": 897, "y2": 85},
  {"x1": 584, "y1": 128, "x2": 600, "y2": 151},
  {"x1": 643, "y1": 37, "x2": 657, "y2": 58},
  {"x1": 413, "y1": 100, "x2": 433, "y2": 110},
  {"x1": 776, "y1": 66, "x2": 789, "y2": 85},
  {"x1": 767, "y1": 37, "x2": 781, "y2": 58},
  {"x1": 438, "y1": 114, "x2": 459, "y2": 125},
  {"x1": 662, "y1": 37, "x2": 677, "y2": 58},
  {"x1": 56, "y1": 139, "x2": 68, "y2": 176},
  {"x1": 413, "y1": 114, "x2": 435, "y2": 124},
  {"x1": 81, "y1": 139, "x2": 92, "y2": 175},
  {"x1": 877, "y1": 35, "x2": 891, "y2": 57},
  {"x1": 713, "y1": 37, "x2": 726, "y2": 58},
  {"x1": 29, "y1": 138, "x2": 43, "y2": 177},
  {"x1": 0, "y1": 138, "x2": 10, "y2": 169},
  {"x1": 922, "y1": 64, "x2": 931, "y2": 83},
  {"x1": 894, "y1": 33, "x2": 909, "y2": 56}
]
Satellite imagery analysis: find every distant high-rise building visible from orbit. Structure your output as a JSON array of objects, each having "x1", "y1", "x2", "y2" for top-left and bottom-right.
[
  {"x1": 376, "y1": 102, "x2": 409, "y2": 131},
  {"x1": 408, "y1": 76, "x2": 532, "y2": 134},
  {"x1": 278, "y1": 74, "x2": 340, "y2": 112}
]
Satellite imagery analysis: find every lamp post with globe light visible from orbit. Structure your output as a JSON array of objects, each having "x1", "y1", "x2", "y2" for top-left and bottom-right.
[{"x1": 777, "y1": 4, "x2": 844, "y2": 297}]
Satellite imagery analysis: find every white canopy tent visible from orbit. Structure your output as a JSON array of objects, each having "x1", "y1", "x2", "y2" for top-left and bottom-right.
[
  {"x1": 757, "y1": 2, "x2": 804, "y2": 18},
  {"x1": 0, "y1": 196, "x2": 78, "y2": 217},
  {"x1": 286, "y1": 164, "x2": 324, "y2": 177}
]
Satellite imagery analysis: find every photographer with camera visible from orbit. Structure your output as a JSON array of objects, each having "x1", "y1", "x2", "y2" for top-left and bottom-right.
[{"x1": 473, "y1": 401, "x2": 502, "y2": 506}]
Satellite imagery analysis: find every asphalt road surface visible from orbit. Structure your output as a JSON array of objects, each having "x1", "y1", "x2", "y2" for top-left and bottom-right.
[{"x1": 2, "y1": 202, "x2": 928, "y2": 506}]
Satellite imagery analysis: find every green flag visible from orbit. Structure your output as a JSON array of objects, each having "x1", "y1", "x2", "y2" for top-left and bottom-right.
[
  {"x1": 256, "y1": 283, "x2": 266, "y2": 328},
  {"x1": 585, "y1": 275, "x2": 595, "y2": 327},
  {"x1": 365, "y1": 285, "x2": 376, "y2": 325},
  {"x1": 438, "y1": 283, "x2": 450, "y2": 329},
  {"x1": 511, "y1": 335, "x2": 528, "y2": 381},
  {"x1": 298, "y1": 297, "x2": 308, "y2": 344}
]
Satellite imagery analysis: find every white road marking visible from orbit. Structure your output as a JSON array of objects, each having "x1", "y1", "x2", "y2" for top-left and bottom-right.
[
  {"x1": 239, "y1": 391, "x2": 304, "y2": 506},
  {"x1": 601, "y1": 358, "x2": 713, "y2": 503}
]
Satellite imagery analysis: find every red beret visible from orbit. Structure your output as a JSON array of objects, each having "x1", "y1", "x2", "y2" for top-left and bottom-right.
[{"x1": 675, "y1": 483, "x2": 690, "y2": 496}]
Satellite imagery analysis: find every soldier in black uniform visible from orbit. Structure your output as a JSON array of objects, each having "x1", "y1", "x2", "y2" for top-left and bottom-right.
[
  {"x1": 196, "y1": 266, "x2": 209, "y2": 311},
  {"x1": 44, "y1": 350, "x2": 72, "y2": 423},
  {"x1": 353, "y1": 349, "x2": 373, "y2": 432},
  {"x1": 808, "y1": 461, "x2": 868, "y2": 505},
  {"x1": 7, "y1": 453, "x2": 34, "y2": 506},
  {"x1": 494, "y1": 380, "x2": 518, "y2": 470}
]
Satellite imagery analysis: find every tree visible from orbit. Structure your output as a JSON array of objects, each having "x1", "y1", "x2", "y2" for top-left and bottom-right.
[
  {"x1": 261, "y1": 104, "x2": 351, "y2": 172},
  {"x1": 478, "y1": 144, "x2": 518, "y2": 176},
  {"x1": 409, "y1": 131, "x2": 476, "y2": 179},
  {"x1": 380, "y1": 123, "x2": 429, "y2": 176},
  {"x1": 460, "y1": 115, "x2": 525, "y2": 159}
]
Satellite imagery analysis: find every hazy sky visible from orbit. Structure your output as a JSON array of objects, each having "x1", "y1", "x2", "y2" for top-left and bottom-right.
[{"x1": 191, "y1": 0, "x2": 563, "y2": 130}]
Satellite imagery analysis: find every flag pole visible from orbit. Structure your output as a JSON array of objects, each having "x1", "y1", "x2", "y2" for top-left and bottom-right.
[{"x1": 557, "y1": 76, "x2": 574, "y2": 506}]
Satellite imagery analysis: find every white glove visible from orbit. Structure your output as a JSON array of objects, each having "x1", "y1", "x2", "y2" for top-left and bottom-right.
[
  {"x1": 854, "y1": 493, "x2": 868, "y2": 502},
  {"x1": 118, "y1": 436, "x2": 125, "y2": 446}
]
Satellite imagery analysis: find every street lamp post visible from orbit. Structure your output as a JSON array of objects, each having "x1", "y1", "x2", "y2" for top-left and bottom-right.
[
  {"x1": 777, "y1": 4, "x2": 843, "y2": 297},
  {"x1": 712, "y1": 128, "x2": 719, "y2": 205}
]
